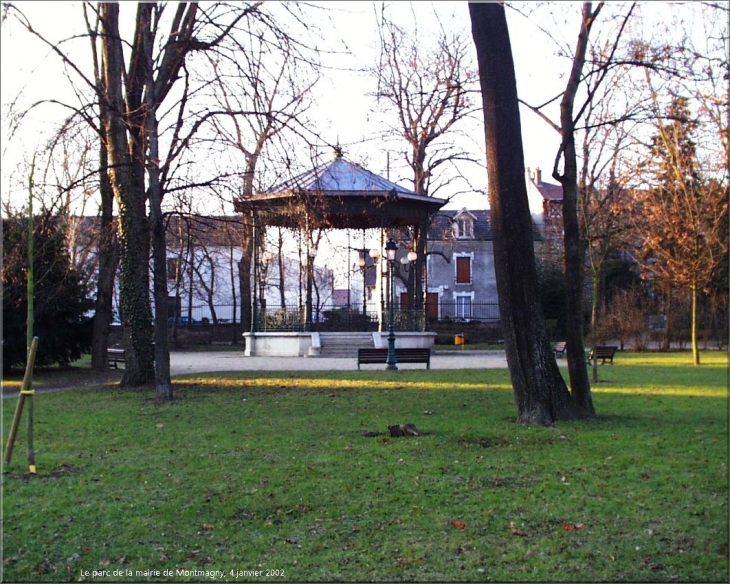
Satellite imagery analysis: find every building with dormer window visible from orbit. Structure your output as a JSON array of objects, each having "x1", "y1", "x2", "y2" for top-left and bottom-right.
[
  {"x1": 426, "y1": 208, "x2": 497, "y2": 322},
  {"x1": 425, "y1": 207, "x2": 542, "y2": 322}
]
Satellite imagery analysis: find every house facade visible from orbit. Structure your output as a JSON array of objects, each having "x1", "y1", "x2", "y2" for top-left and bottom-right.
[
  {"x1": 425, "y1": 208, "x2": 500, "y2": 323},
  {"x1": 525, "y1": 167, "x2": 564, "y2": 258},
  {"x1": 163, "y1": 216, "x2": 334, "y2": 326}
]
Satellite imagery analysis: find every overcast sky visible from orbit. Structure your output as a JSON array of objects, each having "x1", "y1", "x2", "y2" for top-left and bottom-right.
[
  {"x1": 1, "y1": 1, "x2": 717, "y2": 214},
  {"x1": 0, "y1": 1, "x2": 581, "y2": 213}
]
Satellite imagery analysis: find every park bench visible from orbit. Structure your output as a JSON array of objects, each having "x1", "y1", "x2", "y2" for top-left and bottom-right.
[
  {"x1": 587, "y1": 345, "x2": 618, "y2": 364},
  {"x1": 554, "y1": 341, "x2": 567, "y2": 357},
  {"x1": 357, "y1": 348, "x2": 431, "y2": 370},
  {"x1": 107, "y1": 348, "x2": 126, "y2": 369}
]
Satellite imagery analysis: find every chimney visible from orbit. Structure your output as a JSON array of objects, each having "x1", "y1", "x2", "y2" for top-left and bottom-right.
[{"x1": 536, "y1": 168, "x2": 542, "y2": 184}]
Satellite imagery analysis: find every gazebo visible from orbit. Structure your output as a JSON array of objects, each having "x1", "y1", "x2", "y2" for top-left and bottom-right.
[{"x1": 235, "y1": 151, "x2": 446, "y2": 357}]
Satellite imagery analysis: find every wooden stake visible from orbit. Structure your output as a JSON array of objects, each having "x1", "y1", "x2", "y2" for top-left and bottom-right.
[
  {"x1": 4, "y1": 337, "x2": 39, "y2": 467},
  {"x1": 26, "y1": 387, "x2": 36, "y2": 474}
]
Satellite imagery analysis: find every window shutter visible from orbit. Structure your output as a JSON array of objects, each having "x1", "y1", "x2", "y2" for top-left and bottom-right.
[
  {"x1": 400, "y1": 292, "x2": 410, "y2": 308},
  {"x1": 456, "y1": 256, "x2": 471, "y2": 283}
]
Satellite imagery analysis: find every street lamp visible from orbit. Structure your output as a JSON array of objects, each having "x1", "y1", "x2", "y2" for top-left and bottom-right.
[
  {"x1": 401, "y1": 249, "x2": 418, "y2": 330},
  {"x1": 304, "y1": 244, "x2": 318, "y2": 332},
  {"x1": 357, "y1": 251, "x2": 368, "y2": 330},
  {"x1": 385, "y1": 238, "x2": 398, "y2": 370},
  {"x1": 370, "y1": 248, "x2": 383, "y2": 332}
]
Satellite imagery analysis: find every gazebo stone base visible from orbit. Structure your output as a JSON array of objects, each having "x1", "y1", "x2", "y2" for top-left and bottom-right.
[
  {"x1": 243, "y1": 332, "x2": 321, "y2": 357},
  {"x1": 242, "y1": 331, "x2": 436, "y2": 357},
  {"x1": 371, "y1": 331, "x2": 437, "y2": 350}
]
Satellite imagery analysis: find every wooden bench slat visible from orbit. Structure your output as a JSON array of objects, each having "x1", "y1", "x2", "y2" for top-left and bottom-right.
[
  {"x1": 107, "y1": 348, "x2": 126, "y2": 369},
  {"x1": 587, "y1": 345, "x2": 618, "y2": 364},
  {"x1": 357, "y1": 348, "x2": 431, "y2": 369}
]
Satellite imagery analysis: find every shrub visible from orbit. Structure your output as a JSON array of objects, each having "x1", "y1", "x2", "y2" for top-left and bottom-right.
[{"x1": 2, "y1": 212, "x2": 93, "y2": 371}]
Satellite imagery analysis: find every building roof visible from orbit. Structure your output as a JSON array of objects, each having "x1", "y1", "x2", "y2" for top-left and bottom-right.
[
  {"x1": 537, "y1": 181, "x2": 563, "y2": 201},
  {"x1": 526, "y1": 167, "x2": 563, "y2": 202},
  {"x1": 429, "y1": 209, "x2": 492, "y2": 240},
  {"x1": 428, "y1": 209, "x2": 542, "y2": 241}
]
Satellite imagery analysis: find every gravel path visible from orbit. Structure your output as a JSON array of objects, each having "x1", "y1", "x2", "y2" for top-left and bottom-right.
[{"x1": 2, "y1": 350, "x2": 509, "y2": 398}]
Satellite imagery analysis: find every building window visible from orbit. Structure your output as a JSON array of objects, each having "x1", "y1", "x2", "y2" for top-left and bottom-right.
[
  {"x1": 456, "y1": 256, "x2": 471, "y2": 284},
  {"x1": 453, "y1": 211, "x2": 475, "y2": 239},
  {"x1": 456, "y1": 295, "x2": 472, "y2": 321}
]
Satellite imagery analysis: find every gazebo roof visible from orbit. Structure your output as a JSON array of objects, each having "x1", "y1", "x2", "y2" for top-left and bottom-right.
[
  {"x1": 268, "y1": 156, "x2": 419, "y2": 197},
  {"x1": 237, "y1": 155, "x2": 446, "y2": 230}
]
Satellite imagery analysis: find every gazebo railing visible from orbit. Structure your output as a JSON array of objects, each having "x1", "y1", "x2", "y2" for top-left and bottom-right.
[
  {"x1": 168, "y1": 301, "x2": 500, "y2": 331},
  {"x1": 253, "y1": 302, "x2": 426, "y2": 332}
]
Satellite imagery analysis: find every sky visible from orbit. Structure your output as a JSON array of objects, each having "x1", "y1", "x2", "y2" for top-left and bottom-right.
[
  {"x1": 0, "y1": 0, "x2": 580, "y2": 213},
  {"x1": 303, "y1": 1, "x2": 574, "y2": 210},
  {"x1": 2, "y1": 1, "x2": 722, "y2": 292},
  {"x1": 3, "y1": 2, "x2": 719, "y2": 216}
]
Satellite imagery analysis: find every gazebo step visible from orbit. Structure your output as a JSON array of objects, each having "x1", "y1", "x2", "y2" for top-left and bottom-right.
[{"x1": 318, "y1": 332, "x2": 374, "y2": 358}]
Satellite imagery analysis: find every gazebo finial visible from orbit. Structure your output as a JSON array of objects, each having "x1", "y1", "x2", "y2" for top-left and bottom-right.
[{"x1": 334, "y1": 140, "x2": 343, "y2": 159}]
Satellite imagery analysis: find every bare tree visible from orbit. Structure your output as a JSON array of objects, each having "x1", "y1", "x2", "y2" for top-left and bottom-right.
[
  {"x1": 577, "y1": 65, "x2": 642, "y2": 381},
  {"x1": 469, "y1": 2, "x2": 590, "y2": 424},
  {"x1": 202, "y1": 16, "x2": 319, "y2": 338},
  {"x1": 5, "y1": 2, "x2": 268, "y2": 397},
  {"x1": 516, "y1": 2, "x2": 647, "y2": 414},
  {"x1": 370, "y1": 6, "x2": 480, "y2": 310}
]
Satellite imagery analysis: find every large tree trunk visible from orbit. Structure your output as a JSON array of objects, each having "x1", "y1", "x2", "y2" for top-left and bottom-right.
[
  {"x1": 469, "y1": 2, "x2": 590, "y2": 424},
  {"x1": 100, "y1": 3, "x2": 154, "y2": 386}
]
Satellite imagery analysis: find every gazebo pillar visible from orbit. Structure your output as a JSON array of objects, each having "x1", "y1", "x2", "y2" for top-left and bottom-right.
[{"x1": 250, "y1": 211, "x2": 259, "y2": 333}]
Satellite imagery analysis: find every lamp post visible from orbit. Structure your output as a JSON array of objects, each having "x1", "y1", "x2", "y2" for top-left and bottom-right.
[
  {"x1": 357, "y1": 250, "x2": 368, "y2": 331},
  {"x1": 385, "y1": 238, "x2": 398, "y2": 370},
  {"x1": 369, "y1": 248, "x2": 382, "y2": 332},
  {"x1": 304, "y1": 244, "x2": 317, "y2": 331},
  {"x1": 401, "y1": 249, "x2": 418, "y2": 330}
]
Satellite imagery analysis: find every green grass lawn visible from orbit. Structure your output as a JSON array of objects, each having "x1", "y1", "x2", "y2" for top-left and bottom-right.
[{"x1": 2, "y1": 352, "x2": 728, "y2": 582}]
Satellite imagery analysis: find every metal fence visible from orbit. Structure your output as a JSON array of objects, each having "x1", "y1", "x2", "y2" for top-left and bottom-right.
[{"x1": 171, "y1": 301, "x2": 500, "y2": 332}]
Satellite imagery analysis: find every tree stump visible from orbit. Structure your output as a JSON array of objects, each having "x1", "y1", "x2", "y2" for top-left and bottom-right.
[{"x1": 388, "y1": 423, "x2": 420, "y2": 437}]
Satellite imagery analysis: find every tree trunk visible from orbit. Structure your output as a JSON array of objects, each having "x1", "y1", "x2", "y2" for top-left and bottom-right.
[
  {"x1": 277, "y1": 228, "x2": 286, "y2": 308},
  {"x1": 88, "y1": 8, "x2": 117, "y2": 373},
  {"x1": 561, "y1": 166, "x2": 594, "y2": 413},
  {"x1": 90, "y1": 148, "x2": 118, "y2": 371},
  {"x1": 239, "y1": 229, "x2": 253, "y2": 332},
  {"x1": 553, "y1": 2, "x2": 597, "y2": 416},
  {"x1": 662, "y1": 289, "x2": 673, "y2": 351},
  {"x1": 100, "y1": 3, "x2": 154, "y2": 386},
  {"x1": 469, "y1": 2, "x2": 589, "y2": 424},
  {"x1": 691, "y1": 282, "x2": 700, "y2": 365},
  {"x1": 148, "y1": 124, "x2": 173, "y2": 399},
  {"x1": 138, "y1": 3, "x2": 173, "y2": 400},
  {"x1": 590, "y1": 268, "x2": 600, "y2": 383}
]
